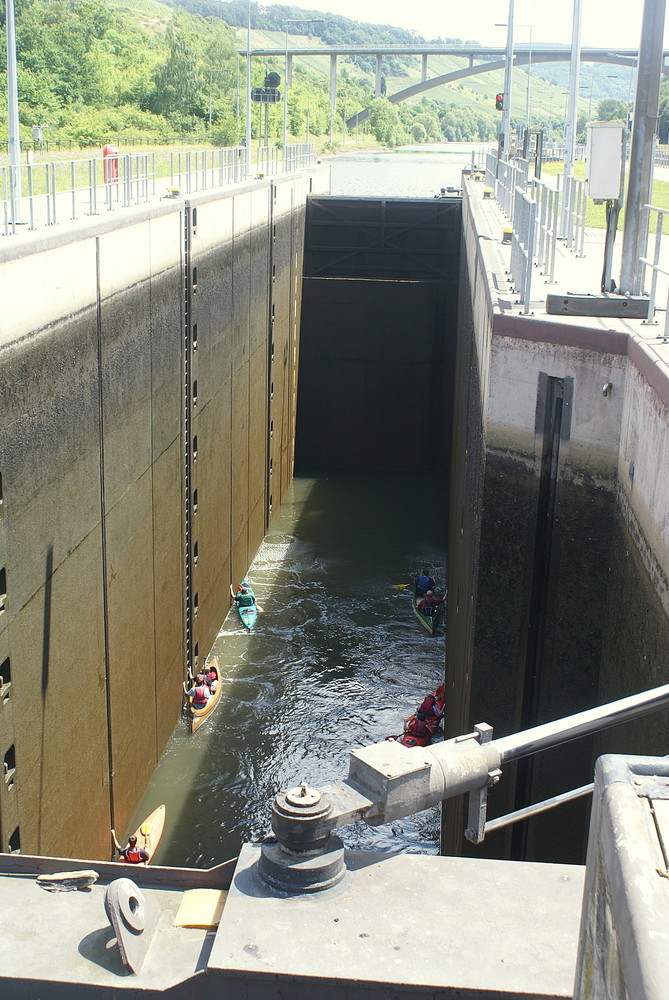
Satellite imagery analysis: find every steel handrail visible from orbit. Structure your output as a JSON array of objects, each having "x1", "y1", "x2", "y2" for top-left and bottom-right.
[
  {"x1": 485, "y1": 782, "x2": 594, "y2": 834},
  {"x1": 448, "y1": 682, "x2": 669, "y2": 843},
  {"x1": 1, "y1": 144, "x2": 316, "y2": 236},
  {"x1": 494, "y1": 683, "x2": 669, "y2": 762}
]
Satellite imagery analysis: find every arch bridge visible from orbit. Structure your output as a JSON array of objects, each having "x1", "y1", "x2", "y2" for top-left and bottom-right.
[{"x1": 240, "y1": 44, "x2": 667, "y2": 127}]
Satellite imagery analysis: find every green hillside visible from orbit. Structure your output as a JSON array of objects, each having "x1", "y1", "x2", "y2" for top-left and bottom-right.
[{"x1": 0, "y1": 0, "x2": 641, "y2": 150}]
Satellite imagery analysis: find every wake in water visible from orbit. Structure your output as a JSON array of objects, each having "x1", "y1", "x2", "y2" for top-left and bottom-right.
[{"x1": 130, "y1": 471, "x2": 447, "y2": 866}]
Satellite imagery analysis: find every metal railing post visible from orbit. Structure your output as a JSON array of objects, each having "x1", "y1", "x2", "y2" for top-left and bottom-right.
[
  {"x1": 27, "y1": 162, "x2": 35, "y2": 230},
  {"x1": 49, "y1": 161, "x2": 58, "y2": 224}
]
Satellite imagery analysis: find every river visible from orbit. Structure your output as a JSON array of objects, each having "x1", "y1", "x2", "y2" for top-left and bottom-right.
[
  {"x1": 328, "y1": 142, "x2": 489, "y2": 198},
  {"x1": 127, "y1": 147, "x2": 463, "y2": 867}
]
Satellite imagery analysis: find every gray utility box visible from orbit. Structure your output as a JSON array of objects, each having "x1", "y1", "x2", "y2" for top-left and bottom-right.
[
  {"x1": 585, "y1": 122, "x2": 625, "y2": 201},
  {"x1": 574, "y1": 755, "x2": 669, "y2": 1000}
]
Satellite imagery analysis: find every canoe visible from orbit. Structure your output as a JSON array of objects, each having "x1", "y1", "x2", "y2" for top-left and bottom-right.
[
  {"x1": 130, "y1": 804, "x2": 166, "y2": 865},
  {"x1": 391, "y1": 683, "x2": 445, "y2": 748},
  {"x1": 232, "y1": 580, "x2": 258, "y2": 630},
  {"x1": 187, "y1": 657, "x2": 222, "y2": 734},
  {"x1": 412, "y1": 588, "x2": 444, "y2": 635}
]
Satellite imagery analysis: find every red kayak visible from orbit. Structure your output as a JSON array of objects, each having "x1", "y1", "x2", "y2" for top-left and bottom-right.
[{"x1": 389, "y1": 683, "x2": 445, "y2": 748}]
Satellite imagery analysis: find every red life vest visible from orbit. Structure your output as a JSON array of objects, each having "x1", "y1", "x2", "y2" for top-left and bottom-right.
[
  {"x1": 124, "y1": 847, "x2": 144, "y2": 864},
  {"x1": 193, "y1": 684, "x2": 208, "y2": 706},
  {"x1": 419, "y1": 694, "x2": 440, "y2": 716},
  {"x1": 406, "y1": 715, "x2": 430, "y2": 738}
]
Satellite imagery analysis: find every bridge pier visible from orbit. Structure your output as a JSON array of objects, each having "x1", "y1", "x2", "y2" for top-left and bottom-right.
[
  {"x1": 329, "y1": 53, "x2": 337, "y2": 111},
  {"x1": 376, "y1": 54, "x2": 383, "y2": 97}
]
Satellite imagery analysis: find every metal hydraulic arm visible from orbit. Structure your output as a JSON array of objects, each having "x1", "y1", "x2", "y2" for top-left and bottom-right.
[{"x1": 261, "y1": 684, "x2": 669, "y2": 892}]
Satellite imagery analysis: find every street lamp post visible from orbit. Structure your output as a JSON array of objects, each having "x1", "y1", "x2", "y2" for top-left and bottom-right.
[
  {"x1": 208, "y1": 69, "x2": 227, "y2": 128},
  {"x1": 245, "y1": 0, "x2": 252, "y2": 177},
  {"x1": 546, "y1": 88, "x2": 568, "y2": 140},
  {"x1": 501, "y1": 1, "x2": 514, "y2": 158},
  {"x1": 6, "y1": 0, "x2": 22, "y2": 224},
  {"x1": 561, "y1": 0, "x2": 583, "y2": 237},
  {"x1": 282, "y1": 18, "x2": 324, "y2": 153},
  {"x1": 496, "y1": 21, "x2": 532, "y2": 132},
  {"x1": 526, "y1": 26, "x2": 532, "y2": 130},
  {"x1": 283, "y1": 23, "x2": 289, "y2": 152},
  {"x1": 579, "y1": 75, "x2": 593, "y2": 120},
  {"x1": 236, "y1": 56, "x2": 240, "y2": 123}
]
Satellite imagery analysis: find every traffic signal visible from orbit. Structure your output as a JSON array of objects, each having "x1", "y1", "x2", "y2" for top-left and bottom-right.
[{"x1": 495, "y1": 93, "x2": 504, "y2": 111}]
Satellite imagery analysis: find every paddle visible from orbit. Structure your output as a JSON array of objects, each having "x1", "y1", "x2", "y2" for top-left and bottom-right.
[{"x1": 392, "y1": 584, "x2": 410, "y2": 589}]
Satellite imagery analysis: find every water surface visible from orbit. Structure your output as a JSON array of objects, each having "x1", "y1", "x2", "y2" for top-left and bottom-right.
[{"x1": 131, "y1": 471, "x2": 447, "y2": 866}]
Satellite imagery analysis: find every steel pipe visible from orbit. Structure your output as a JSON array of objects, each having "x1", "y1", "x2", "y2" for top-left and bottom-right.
[{"x1": 494, "y1": 683, "x2": 669, "y2": 763}]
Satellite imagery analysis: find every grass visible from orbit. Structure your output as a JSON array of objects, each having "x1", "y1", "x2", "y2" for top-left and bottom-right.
[{"x1": 541, "y1": 159, "x2": 669, "y2": 231}]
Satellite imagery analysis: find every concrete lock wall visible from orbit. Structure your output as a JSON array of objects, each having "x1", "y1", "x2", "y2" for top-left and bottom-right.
[
  {"x1": 444, "y1": 186, "x2": 669, "y2": 862},
  {"x1": 0, "y1": 167, "x2": 327, "y2": 860}
]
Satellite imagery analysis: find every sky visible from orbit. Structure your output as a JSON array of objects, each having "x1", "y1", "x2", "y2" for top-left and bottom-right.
[{"x1": 285, "y1": 0, "x2": 669, "y2": 50}]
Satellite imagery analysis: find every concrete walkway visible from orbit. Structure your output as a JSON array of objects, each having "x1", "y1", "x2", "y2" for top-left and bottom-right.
[{"x1": 468, "y1": 175, "x2": 669, "y2": 383}]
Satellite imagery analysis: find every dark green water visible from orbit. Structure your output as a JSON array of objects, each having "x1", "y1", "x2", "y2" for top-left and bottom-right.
[{"x1": 128, "y1": 471, "x2": 447, "y2": 866}]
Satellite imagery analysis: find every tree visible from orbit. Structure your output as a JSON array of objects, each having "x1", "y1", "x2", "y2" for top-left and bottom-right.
[
  {"x1": 596, "y1": 98, "x2": 628, "y2": 123},
  {"x1": 410, "y1": 122, "x2": 427, "y2": 143},
  {"x1": 413, "y1": 112, "x2": 440, "y2": 141},
  {"x1": 368, "y1": 98, "x2": 405, "y2": 146},
  {"x1": 150, "y1": 19, "x2": 205, "y2": 121}
]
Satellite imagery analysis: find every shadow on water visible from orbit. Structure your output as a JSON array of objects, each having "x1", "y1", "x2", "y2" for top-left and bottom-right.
[{"x1": 128, "y1": 471, "x2": 447, "y2": 867}]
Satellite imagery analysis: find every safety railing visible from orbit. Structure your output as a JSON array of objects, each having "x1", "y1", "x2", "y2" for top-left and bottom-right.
[
  {"x1": 282, "y1": 143, "x2": 318, "y2": 174},
  {"x1": 492, "y1": 156, "x2": 529, "y2": 219},
  {"x1": 254, "y1": 145, "x2": 282, "y2": 177},
  {"x1": 1, "y1": 152, "x2": 159, "y2": 236},
  {"x1": 168, "y1": 147, "x2": 245, "y2": 194},
  {"x1": 476, "y1": 682, "x2": 669, "y2": 840},
  {"x1": 2, "y1": 143, "x2": 317, "y2": 237},
  {"x1": 529, "y1": 175, "x2": 561, "y2": 284},
  {"x1": 639, "y1": 203, "x2": 669, "y2": 341},
  {"x1": 483, "y1": 149, "x2": 587, "y2": 312},
  {"x1": 509, "y1": 187, "x2": 537, "y2": 315},
  {"x1": 560, "y1": 172, "x2": 587, "y2": 255},
  {"x1": 654, "y1": 144, "x2": 669, "y2": 168}
]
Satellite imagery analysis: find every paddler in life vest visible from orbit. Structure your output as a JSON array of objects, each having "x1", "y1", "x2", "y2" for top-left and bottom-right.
[
  {"x1": 415, "y1": 570, "x2": 436, "y2": 596},
  {"x1": 417, "y1": 590, "x2": 445, "y2": 617},
  {"x1": 234, "y1": 586, "x2": 255, "y2": 609},
  {"x1": 184, "y1": 673, "x2": 210, "y2": 708},
  {"x1": 204, "y1": 665, "x2": 219, "y2": 693},
  {"x1": 111, "y1": 832, "x2": 150, "y2": 865},
  {"x1": 418, "y1": 691, "x2": 443, "y2": 723},
  {"x1": 403, "y1": 710, "x2": 431, "y2": 740}
]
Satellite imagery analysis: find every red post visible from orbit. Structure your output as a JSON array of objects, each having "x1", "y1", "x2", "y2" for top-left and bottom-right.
[{"x1": 102, "y1": 144, "x2": 119, "y2": 182}]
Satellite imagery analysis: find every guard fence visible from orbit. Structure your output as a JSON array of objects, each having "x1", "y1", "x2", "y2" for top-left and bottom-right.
[
  {"x1": 484, "y1": 149, "x2": 669, "y2": 321},
  {"x1": 484, "y1": 139, "x2": 669, "y2": 320},
  {"x1": 640, "y1": 204, "x2": 669, "y2": 341},
  {"x1": 1, "y1": 142, "x2": 316, "y2": 237},
  {"x1": 485, "y1": 150, "x2": 589, "y2": 314}
]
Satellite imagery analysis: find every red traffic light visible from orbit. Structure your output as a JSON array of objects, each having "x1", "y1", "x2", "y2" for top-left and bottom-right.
[{"x1": 495, "y1": 93, "x2": 504, "y2": 110}]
